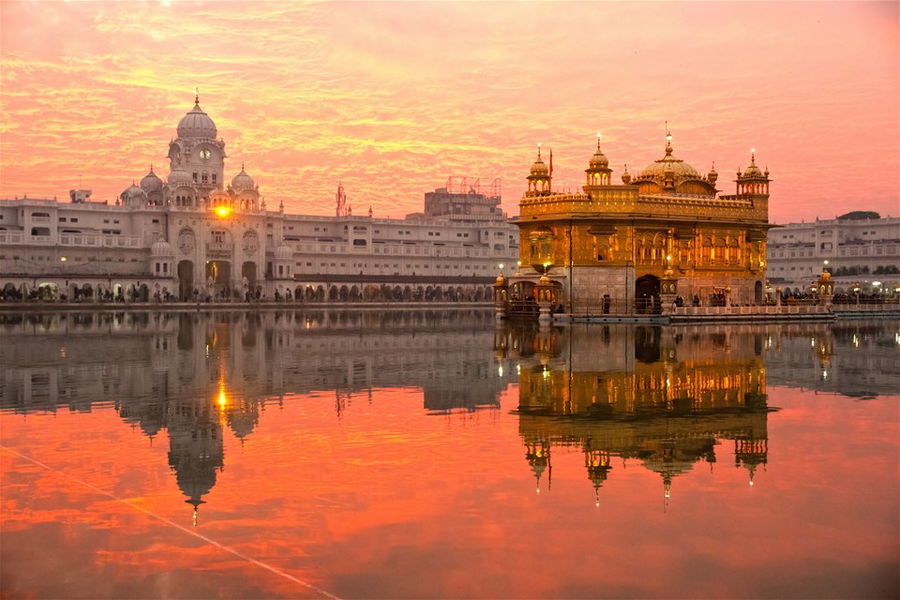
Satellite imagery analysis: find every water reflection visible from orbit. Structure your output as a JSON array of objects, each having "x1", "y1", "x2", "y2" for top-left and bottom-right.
[
  {"x1": 0, "y1": 310, "x2": 512, "y2": 516},
  {"x1": 0, "y1": 312, "x2": 897, "y2": 598},
  {"x1": 495, "y1": 324, "x2": 773, "y2": 505}
]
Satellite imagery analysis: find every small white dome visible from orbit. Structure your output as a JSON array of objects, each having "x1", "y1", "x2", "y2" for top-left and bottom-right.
[
  {"x1": 140, "y1": 170, "x2": 163, "y2": 194},
  {"x1": 231, "y1": 167, "x2": 255, "y2": 192},
  {"x1": 177, "y1": 101, "x2": 217, "y2": 139},
  {"x1": 121, "y1": 184, "x2": 145, "y2": 200},
  {"x1": 168, "y1": 168, "x2": 193, "y2": 187},
  {"x1": 151, "y1": 240, "x2": 174, "y2": 257},
  {"x1": 274, "y1": 244, "x2": 293, "y2": 260}
]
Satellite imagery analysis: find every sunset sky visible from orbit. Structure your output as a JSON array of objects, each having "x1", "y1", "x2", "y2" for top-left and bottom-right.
[{"x1": 1, "y1": 1, "x2": 897, "y2": 223}]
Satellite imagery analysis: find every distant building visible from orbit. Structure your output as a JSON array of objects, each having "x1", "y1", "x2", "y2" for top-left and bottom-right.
[
  {"x1": 0, "y1": 98, "x2": 517, "y2": 302},
  {"x1": 504, "y1": 132, "x2": 772, "y2": 313},
  {"x1": 766, "y1": 212, "x2": 900, "y2": 294}
]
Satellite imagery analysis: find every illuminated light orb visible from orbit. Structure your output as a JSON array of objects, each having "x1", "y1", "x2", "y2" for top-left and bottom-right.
[{"x1": 215, "y1": 206, "x2": 232, "y2": 218}]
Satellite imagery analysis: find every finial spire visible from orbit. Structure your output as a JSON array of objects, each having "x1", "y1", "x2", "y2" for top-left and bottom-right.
[
  {"x1": 241, "y1": 161, "x2": 245, "y2": 171},
  {"x1": 537, "y1": 142, "x2": 542, "y2": 160},
  {"x1": 195, "y1": 87, "x2": 200, "y2": 106},
  {"x1": 596, "y1": 131, "x2": 602, "y2": 150},
  {"x1": 750, "y1": 148, "x2": 756, "y2": 164},
  {"x1": 665, "y1": 122, "x2": 673, "y2": 156}
]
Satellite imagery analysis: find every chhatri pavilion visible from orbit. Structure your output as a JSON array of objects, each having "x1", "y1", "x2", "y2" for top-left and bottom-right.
[{"x1": 502, "y1": 131, "x2": 773, "y2": 315}]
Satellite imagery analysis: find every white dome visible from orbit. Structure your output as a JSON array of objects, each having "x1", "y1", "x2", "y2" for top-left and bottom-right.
[
  {"x1": 176, "y1": 102, "x2": 217, "y2": 139},
  {"x1": 231, "y1": 167, "x2": 255, "y2": 192},
  {"x1": 168, "y1": 168, "x2": 193, "y2": 187},
  {"x1": 151, "y1": 240, "x2": 174, "y2": 257},
  {"x1": 121, "y1": 184, "x2": 145, "y2": 200},
  {"x1": 140, "y1": 168, "x2": 163, "y2": 193},
  {"x1": 274, "y1": 244, "x2": 293, "y2": 260}
]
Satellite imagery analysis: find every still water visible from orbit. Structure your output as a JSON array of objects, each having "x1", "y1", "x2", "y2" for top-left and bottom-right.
[{"x1": 1, "y1": 310, "x2": 897, "y2": 599}]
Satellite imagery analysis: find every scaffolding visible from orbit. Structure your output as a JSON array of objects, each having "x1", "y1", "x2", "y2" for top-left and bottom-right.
[{"x1": 444, "y1": 176, "x2": 501, "y2": 200}]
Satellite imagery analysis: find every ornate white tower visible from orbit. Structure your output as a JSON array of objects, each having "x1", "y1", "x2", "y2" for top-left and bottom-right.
[{"x1": 167, "y1": 93, "x2": 226, "y2": 202}]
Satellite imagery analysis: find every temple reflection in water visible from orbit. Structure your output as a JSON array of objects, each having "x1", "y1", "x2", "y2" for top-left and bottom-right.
[
  {"x1": 0, "y1": 310, "x2": 513, "y2": 518},
  {"x1": 0, "y1": 311, "x2": 896, "y2": 515},
  {"x1": 494, "y1": 324, "x2": 772, "y2": 504}
]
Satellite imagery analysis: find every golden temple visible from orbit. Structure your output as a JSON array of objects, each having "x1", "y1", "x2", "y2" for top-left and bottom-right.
[{"x1": 501, "y1": 131, "x2": 773, "y2": 316}]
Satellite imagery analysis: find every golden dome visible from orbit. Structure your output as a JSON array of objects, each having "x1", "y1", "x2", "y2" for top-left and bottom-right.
[
  {"x1": 588, "y1": 139, "x2": 609, "y2": 170},
  {"x1": 530, "y1": 156, "x2": 549, "y2": 177},
  {"x1": 636, "y1": 134, "x2": 701, "y2": 186},
  {"x1": 742, "y1": 152, "x2": 764, "y2": 178}
]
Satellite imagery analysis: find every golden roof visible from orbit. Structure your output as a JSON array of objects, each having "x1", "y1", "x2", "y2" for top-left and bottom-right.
[
  {"x1": 588, "y1": 139, "x2": 609, "y2": 170},
  {"x1": 636, "y1": 137, "x2": 701, "y2": 186},
  {"x1": 530, "y1": 156, "x2": 549, "y2": 177}
]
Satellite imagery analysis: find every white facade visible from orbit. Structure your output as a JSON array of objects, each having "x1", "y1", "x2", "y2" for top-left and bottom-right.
[
  {"x1": 766, "y1": 213, "x2": 900, "y2": 293},
  {"x1": 0, "y1": 100, "x2": 518, "y2": 301}
]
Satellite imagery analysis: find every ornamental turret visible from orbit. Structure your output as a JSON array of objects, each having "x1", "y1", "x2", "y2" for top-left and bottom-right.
[
  {"x1": 735, "y1": 149, "x2": 770, "y2": 196},
  {"x1": 584, "y1": 135, "x2": 613, "y2": 190},
  {"x1": 526, "y1": 145, "x2": 552, "y2": 196}
]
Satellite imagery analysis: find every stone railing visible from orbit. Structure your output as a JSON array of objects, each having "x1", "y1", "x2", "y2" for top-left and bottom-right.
[
  {"x1": 672, "y1": 305, "x2": 830, "y2": 316},
  {"x1": 59, "y1": 234, "x2": 142, "y2": 248}
]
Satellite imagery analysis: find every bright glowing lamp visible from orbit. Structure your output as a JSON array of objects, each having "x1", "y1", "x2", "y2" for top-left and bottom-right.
[{"x1": 215, "y1": 206, "x2": 232, "y2": 218}]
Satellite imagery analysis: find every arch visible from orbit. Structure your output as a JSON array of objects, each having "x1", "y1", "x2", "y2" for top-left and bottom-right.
[
  {"x1": 363, "y1": 284, "x2": 379, "y2": 300},
  {"x1": 339, "y1": 285, "x2": 349, "y2": 301},
  {"x1": 138, "y1": 283, "x2": 150, "y2": 302},
  {"x1": 425, "y1": 286, "x2": 435, "y2": 301},
  {"x1": 349, "y1": 285, "x2": 360, "y2": 301},
  {"x1": 328, "y1": 286, "x2": 339, "y2": 301},
  {"x1": 754, "y1": 280, "x2": 763, "y2": 304},
  {"x1": 177, "y1": 260, "x2": 194, "y2": 300},
  {"x1": 295, "y1": 285, "x2": 304, "y2": 301},
  {"x1": 241, "y1": 262, "x2": 257, "y2": 295},
  {"x1": 402, "y1": 286, "x2": 412, "y2": 301},
  {"x1": 37, "y1": 282, "x2": 58, "y2": 301},
  {"x1": 635, "y1": 274, "x2": 660, "y2": 314}
]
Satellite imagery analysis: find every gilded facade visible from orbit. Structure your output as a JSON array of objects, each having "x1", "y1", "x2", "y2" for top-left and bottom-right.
[{"x1": 508, "y1": 133, "x2": 773, "y2": 313}]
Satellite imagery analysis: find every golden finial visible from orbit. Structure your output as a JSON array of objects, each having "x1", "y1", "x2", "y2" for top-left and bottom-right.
[
  {"x1": 665, "y1": 122, "x2": 673, "y2": 156},
  {"x1": 750, "y1": 148, "x2": 756, "y2": 164},
  {"x1": 195, "y1": 87, "x2": 200, "y2": 106},
  {"x1": 537, "y1": 142, "x2": 542, "y2": 160},
  {"x1": 596, "y1": 131, "x2": 602, "y2": 150}
]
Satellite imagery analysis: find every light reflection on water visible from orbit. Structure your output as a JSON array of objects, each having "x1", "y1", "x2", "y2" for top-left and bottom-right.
[{"x1": 1, "y1": 311, "x2": 898, "y2": 599}]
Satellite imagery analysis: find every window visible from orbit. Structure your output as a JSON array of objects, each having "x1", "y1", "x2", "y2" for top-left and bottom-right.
[
  {"x1": 212, "y1": 174, "x2": 217, "y2": 184},
  {"x1": 152, "y1": 219, "x2": 159, "y2": 224},
  {"x1": 71, "y1": 218, "x2": 78, "y2": 223},
  {"x1": 59, "y1": 217, "x2": 66, "y2": 222},
  {"x1": 192, "y1": 172, "x2": 198, "y2": 182}
]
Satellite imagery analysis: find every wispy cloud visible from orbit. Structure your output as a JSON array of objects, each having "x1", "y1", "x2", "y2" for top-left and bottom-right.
[{"x1": 1, "y1": 0, "x2": 897, "y2": 221}]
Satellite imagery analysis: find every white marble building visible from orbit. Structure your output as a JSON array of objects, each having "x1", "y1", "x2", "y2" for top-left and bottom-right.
[
  {"x1": 766, "y1": 212, "x2": 900, "y2": 294},
  {"x1": 0, "y1": 98, "x2": 518, "y2": 302}
]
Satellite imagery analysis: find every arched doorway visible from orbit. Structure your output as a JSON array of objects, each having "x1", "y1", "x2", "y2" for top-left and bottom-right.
[
  {"x1": 635, "y1": 274, "x2": 660, "y2": 314},
  {"x1": 177, "y1": 260, "x2": 194, "y2": 300},
  {"x1": 754, "y1": 280, "x2": 763, "y2": 304},
  {"x1": 242, "y1": 262, "x2": 257, "y2": 296},
  {"x1": 205, "y1": 260, "x2": 232, "y2": 298}
]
